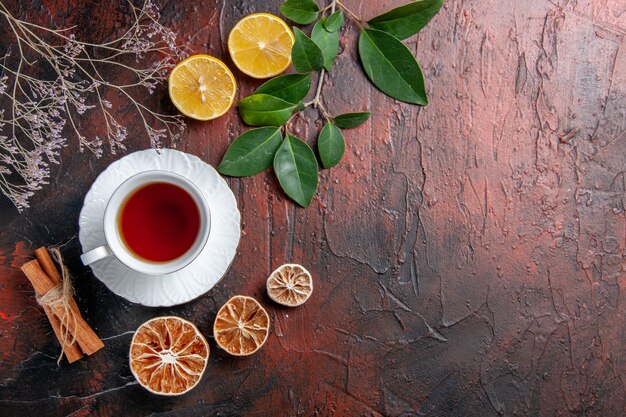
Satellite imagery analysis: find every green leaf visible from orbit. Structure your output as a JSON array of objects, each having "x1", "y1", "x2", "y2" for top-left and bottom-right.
[
  {"x1": 368, "y1": 0, "x2": 444, "y2": 40},
  {"x1": 218, "y1": 128, "x2": 283, "y2": 177},
  {"x1": 332, "y1": 112, "x2": 371, "y2": 128},
  {"x1": 255, "y1": 74, "x2": 312, "y2": 104},
  {"x1": 311, "y1": 18, "x2": 339, "y2": 71},
  {"x1": 358, "y1": 29, "x2": 427, "y2": 105},
  {"x1": 318, "y1": 123, "x2": 345, "y2": 168},
  {"x1": 324, "y1": 10, "x2": 344, "y2": 32},
  {"x1": 273, "y1": 134, "x2": 319, "y2": 207},
  {"x1": 280, "y1": 0, "x2": 319, "y2": 25},
  {"x1": 292, "y1": 27, "x2": 324, "y2": 73},
  {"x1": 238, "y1": 94, "x2": 296, "y2": 126}
]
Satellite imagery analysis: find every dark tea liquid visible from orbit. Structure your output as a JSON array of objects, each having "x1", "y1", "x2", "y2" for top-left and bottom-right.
[{"x1": 118, "y1": 182, "x2": 201, "y2": 263}]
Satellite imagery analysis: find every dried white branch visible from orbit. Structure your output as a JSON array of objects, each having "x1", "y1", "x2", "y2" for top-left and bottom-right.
[{"x1": 0, "y1": 0, "x2": 188, "y2": 211}]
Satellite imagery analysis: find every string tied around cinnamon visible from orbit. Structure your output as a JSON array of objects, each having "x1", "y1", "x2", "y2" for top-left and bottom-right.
[{"x1": 35, "y1": 246, "x2": 78, "y2": 364}]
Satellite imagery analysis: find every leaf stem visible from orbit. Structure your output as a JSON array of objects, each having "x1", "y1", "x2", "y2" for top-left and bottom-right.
[
  {"x1": 300, "y1": 73, "x2": 332, "y2": 124},
  {"x1": 304, "y1": 67, "x2": 333, "y2": 123},
  {"x1": 317, "y1": 101, "x2": 332, "y2": 122},
  {"x1": 284, "y1": 0, "x2": 337, "y2": 132},
  {"x1": 300, "y1": 0, "x2": 338, "y2": 122},
  {"x1": 336, "y1": 1, "x2": 364, "y2": 25},
  {"x1": 312, "y1": 68, "x2": 325, "y2": 107}
]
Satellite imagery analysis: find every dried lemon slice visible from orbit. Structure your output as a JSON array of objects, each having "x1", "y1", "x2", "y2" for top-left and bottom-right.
[
  {"x1": 213, "y1": 295, "x2": 270, "y2": 356},
  {"x1": 228, "y1": 13, "x2": 295, "y2": 78},
  {"x1": 168, "y1": 54, "x2": 236, "y2": 120},
  {"x1": 266, "y1": 263, "x2": 313, "y2": 307},
  {"x1": 129, "y1": 316, "x2": 209, "y2": 396}
]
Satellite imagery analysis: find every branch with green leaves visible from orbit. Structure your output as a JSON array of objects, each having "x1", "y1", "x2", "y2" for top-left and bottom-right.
[{"x1": 218, "y1": 0, "x2": 444, "y2": 207}]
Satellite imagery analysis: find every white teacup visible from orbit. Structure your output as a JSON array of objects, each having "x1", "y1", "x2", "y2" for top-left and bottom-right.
[{"x1": 80, "y1": 170, "x2": 211, "y2": 275}]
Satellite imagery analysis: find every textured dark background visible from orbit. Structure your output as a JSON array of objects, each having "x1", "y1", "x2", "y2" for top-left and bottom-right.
[{"x1": 1, "y1": 0, "x2": 625, "y2": 416}]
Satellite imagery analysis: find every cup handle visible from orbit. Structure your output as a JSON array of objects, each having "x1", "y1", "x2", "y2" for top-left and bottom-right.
[{"x1": 81, "y1": 245, "x2": 113, "y2": 265}]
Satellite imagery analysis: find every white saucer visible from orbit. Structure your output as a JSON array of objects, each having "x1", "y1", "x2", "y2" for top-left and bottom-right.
[{"x1": 78, "y1": 149, "x2": 241, "y2": 307}]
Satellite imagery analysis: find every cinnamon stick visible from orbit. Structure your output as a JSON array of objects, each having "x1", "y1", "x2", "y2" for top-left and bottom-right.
[
  {"x1": 21, "y1": 259, "x2": 104, "y2": 355},
  {"x1": 42, "y1": 307, "x2": 83, "y2": 362},
  {"x1": 34, "y1": 247, "x2": 83, "y2": 362},
  {"x1": 35, "y1": 247, "x2": 83, "y2": 323},
  {"x1": 34, "y1": 247, "x2": 62, "y2": 282}
]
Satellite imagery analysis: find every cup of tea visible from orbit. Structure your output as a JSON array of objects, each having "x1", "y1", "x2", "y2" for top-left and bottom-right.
[{"x1": 80, "y1": 170, "x2": 211, "y2": 275}]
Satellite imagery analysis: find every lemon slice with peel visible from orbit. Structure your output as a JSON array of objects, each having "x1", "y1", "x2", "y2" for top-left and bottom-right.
[
  {"x1": 129, "y1": 316, "x2": 209, "y2": 396},
  {"x1": 168, "y1": 54, "x2": 236, "y2": 120},
  {"x1": 267, "y1": 263, "x2": 313, "y2": 307},
  {"x1": 213, "y1": 295, "x2": 270, "y2": 356},
  {"x1": 228, "y1": 13, "x2": 295, "y2": 79}
]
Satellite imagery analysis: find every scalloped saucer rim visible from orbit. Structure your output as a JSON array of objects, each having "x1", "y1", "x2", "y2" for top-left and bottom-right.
[{"x1": 78, "y1": 149, "x2": 240, "y2": 307}]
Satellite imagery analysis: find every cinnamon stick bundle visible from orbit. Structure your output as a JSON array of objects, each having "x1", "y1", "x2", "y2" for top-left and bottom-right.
[
  {"x1": 34, "y1": 248, "x2": 83, "y2": 362},
  {"x1": 21, "y1": 247, "x2": 104, "y2": 363}
]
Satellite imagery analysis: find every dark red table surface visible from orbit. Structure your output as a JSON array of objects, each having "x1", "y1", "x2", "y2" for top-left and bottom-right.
[{"x1": 1, "y1": 1, "x2": 625, "y2": 416}]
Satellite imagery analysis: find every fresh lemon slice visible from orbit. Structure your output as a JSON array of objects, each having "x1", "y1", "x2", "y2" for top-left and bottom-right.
[
  {"x1": 228, "y1": 13, "x2": 295, "y2": 79},
  {"x1": 168, "y1": 54, "x2": 236, "y2": 121}
]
